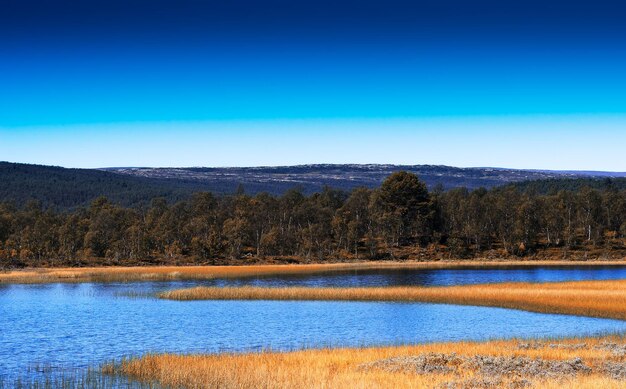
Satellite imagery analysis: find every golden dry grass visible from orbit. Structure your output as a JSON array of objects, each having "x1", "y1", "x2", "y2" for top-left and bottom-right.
[
  {"x1": 105, "y1": 335, "x2": 626, "y2": 389},
  {"x1": 159, "y1": 279, "x2": 626, "y2": 320},
  {"x1": 0, "y1": 263, "x2": 358, "y2": 284},
  {"x1": 2, "y1": 260, "x2": 625, "y2": 284}
]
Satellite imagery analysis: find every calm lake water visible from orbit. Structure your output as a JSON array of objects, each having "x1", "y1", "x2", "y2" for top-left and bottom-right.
[
  {"x1": 1, "y1": 266, "x2": 626, "y2": 384},
  {"x1": 209, "y1": 265, "x2": 626, "y2": 288}
]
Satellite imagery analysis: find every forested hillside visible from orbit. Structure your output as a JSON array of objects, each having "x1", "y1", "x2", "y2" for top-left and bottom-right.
[
  {"x1": 0, "y1": 162, "x2": 210, "y2": 209},
  {"x1": 106, "y1": 164, "x2": 626, "y2": 194},
  {"x1": 509, "y1": 177, "x2": 626, "y2": 194},
  {"x1": 1, "y1": 171, "x2": 624, "y2": 268},
  {"x1": 3, "y1": 161, "x2": 626, "y2": 210}
]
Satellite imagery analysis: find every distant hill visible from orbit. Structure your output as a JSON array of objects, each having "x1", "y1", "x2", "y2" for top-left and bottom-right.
[
  {"x1": 103, "y1": 164, "x2": 626, "y2": 194},
  {"x1": 0, "y1": 162, "x2": 212, "y2": 209},
  {"x1": 2, "y1": 161, "x2": 626, "y2": 210}
]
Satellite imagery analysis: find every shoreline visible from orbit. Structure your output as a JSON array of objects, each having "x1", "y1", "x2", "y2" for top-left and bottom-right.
[
  {"x1": 105, "y1": 334, "x2": 626, "y2": 389},
  {"x1": 2, "y1": 259, "x2": 626, "y2": 284}
]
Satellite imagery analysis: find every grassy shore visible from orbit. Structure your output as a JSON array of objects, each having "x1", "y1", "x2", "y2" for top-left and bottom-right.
[
  {"x1": 105, "y1": 334, "x2": 626, "y2": 389},
  {"x1": 1, "y1": 259, "x2": 625, "y2": 284},
  {"x1": 159, "y1": 279, "x2": 626, "y2": 320}
]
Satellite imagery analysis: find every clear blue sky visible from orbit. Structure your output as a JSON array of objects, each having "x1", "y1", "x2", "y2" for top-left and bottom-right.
[{"x1": 1, "y1": 1, "x2": 625, "y2": 170}]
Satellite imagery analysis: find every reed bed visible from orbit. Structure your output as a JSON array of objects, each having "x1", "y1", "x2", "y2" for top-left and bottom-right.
[
  {"x1": 0, "y1": 365, "x2": 153, "y2": 389},
  {"x1": 2, "y1": 260, "x2": 625, "y2": 284},
  {"x1": 0, "y1": 263, "x2": 352, "y2": 284},
  {"x1": 159, "y1": 279, "x2": 626, "y2": 320},
  {"x1": 106, "y1": 334, "x2": 626, "y2": 389}
]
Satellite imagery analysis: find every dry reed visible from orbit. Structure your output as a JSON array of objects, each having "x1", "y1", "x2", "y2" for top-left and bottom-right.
[
  {"x1": 159, "y1": 279, "x2": 626, "y2": 320},
  {"x1": 106, "y1": 334, "x2": 626, "y2": 389},
  {"x1": 2, "y1": 260, "x2": 625, "y2": 284}
]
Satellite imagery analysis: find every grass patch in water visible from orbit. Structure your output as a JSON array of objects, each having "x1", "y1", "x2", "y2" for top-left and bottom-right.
[
  {"x1": 2, "y1": 260, "x2": 626, "y2": 284},
  {"x1": 159, "y1": 279, "x2": 626, "y2": 320},
  {"x1": 0, "y1": 364, "x2": 158, "y2": 389}
]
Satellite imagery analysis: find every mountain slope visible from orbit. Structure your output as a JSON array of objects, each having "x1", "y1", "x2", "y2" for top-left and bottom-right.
[
  {"x1": 2, "y1": 161, "x2": 626, "y2": 210},
  {"x1": 0, "y1": 162, "x2": 211, "y2": 209},
  {"x1": 104, "y1": 164, "x2": 626, "y2": 194}
]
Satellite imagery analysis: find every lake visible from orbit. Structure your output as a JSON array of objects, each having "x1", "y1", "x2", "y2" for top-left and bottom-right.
[
  {"x1": 1, "y1": 265, "x2": 626, "y2": 384},
  {"x1": 209, "y1": 264, "x2": 626, "y2": 287}
]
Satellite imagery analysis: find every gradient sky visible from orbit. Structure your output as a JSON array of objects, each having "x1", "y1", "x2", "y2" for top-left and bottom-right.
[{"x1": 1, "y1": 1, "x2": 625, "y2": 169}]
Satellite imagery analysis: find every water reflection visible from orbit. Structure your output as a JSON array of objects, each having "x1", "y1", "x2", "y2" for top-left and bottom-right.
[{"x1": 234, "y1": 265, "x2": 626, "y2": 288}]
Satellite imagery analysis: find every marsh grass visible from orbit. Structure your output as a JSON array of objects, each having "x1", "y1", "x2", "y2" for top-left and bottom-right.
[
  {"x1": 159, "y1": 279, "x2": 626, "y2": 320},
  {"x1": 106, "y1": 334, "x2": 626, "y2": 389},
  {"x1": 2, "y1": 260, "x2": 625, "y2": 284},
  {"x1": 0, "y1": 364, "x2": 157, "y2": 389}
]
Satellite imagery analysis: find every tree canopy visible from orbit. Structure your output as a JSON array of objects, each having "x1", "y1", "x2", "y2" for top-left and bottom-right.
[{"x1": 1, "y1": 172, "x2": 625, "y2": 268}]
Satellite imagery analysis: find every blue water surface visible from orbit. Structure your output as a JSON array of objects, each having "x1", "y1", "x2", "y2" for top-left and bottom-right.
[
  {"x1": 1, "y1": 266, "x2": 626, "y2": 383},
  {"x1": 210, "y1": 265, "x2": 626, "y2": 288}
]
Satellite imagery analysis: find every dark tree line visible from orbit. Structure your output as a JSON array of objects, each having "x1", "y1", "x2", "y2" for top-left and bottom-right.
[{"x1": 1, "y1": 172, "x2": 625, "y2": 267}]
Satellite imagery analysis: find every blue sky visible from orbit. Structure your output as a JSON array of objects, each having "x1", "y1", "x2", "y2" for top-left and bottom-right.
[
  {"x1": 3, "y1": 116, "x2": 626, "y2": 170},
  {"x1": 1, "y1": 1, "x2": 625, "y2": 169}
]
